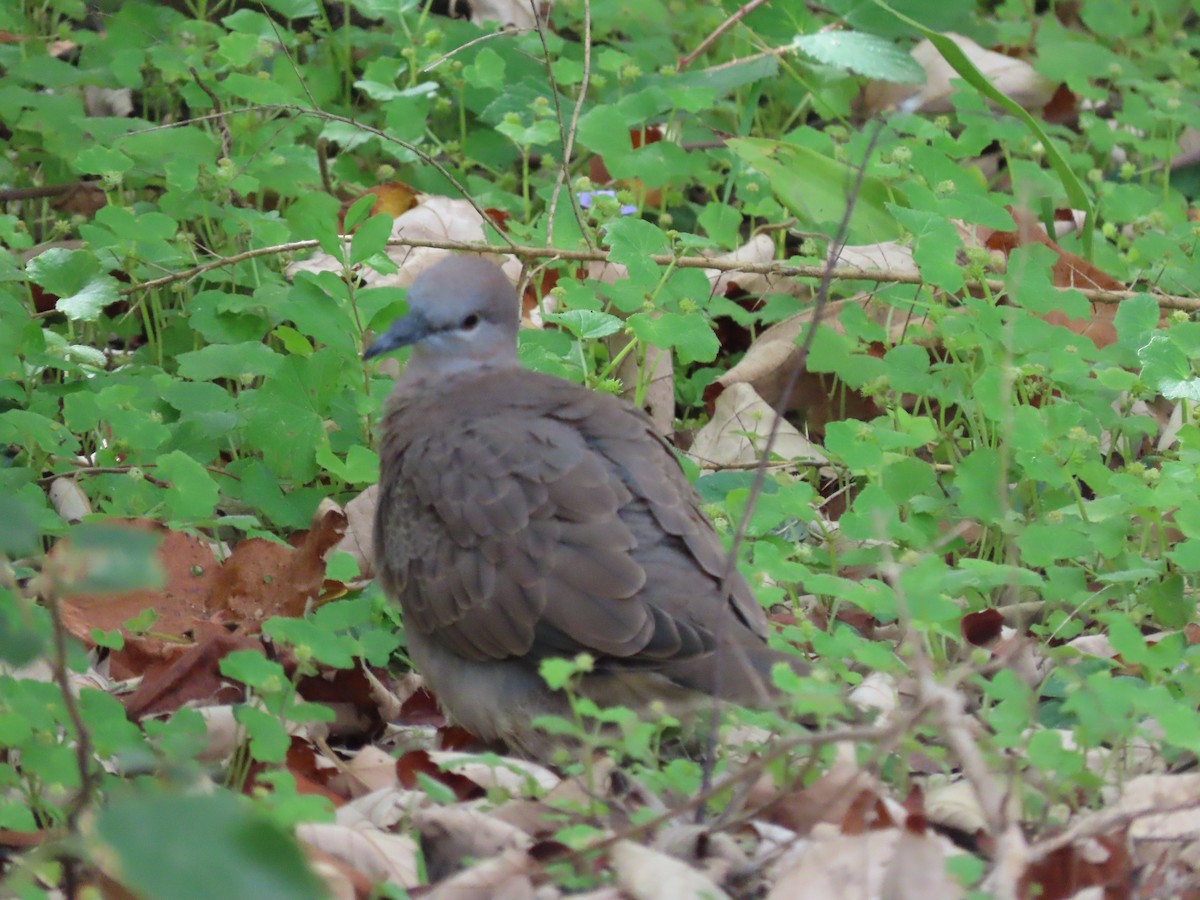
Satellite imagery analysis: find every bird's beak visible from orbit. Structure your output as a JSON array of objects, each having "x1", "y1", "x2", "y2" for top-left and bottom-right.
[{"x1": 364, "y1": 310, "x2": 432, "y2": 360}]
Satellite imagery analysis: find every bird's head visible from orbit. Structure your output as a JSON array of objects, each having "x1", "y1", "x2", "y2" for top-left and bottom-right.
[{"x1": 364, "y1": 256, "x2": 520, "y2": 378}]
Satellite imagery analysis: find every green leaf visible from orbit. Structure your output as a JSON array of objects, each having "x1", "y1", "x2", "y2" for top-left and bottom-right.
[
  {"x1": 234, "y1": 706, "x2": 290, "y2": 763},
  {"x1": 350, "y1": 212, "x2": 393, "y2": 265},
  {"x1": 342, "y1": 194, "x2": 376, "y2": 234},
  {"x1": 792, "y1": 30, "x2": 925, "y2": 83},
  {"x1": 603, "y1": 217, "x2": 671, "y2": 285},
  {"x1": 74, "y1": 145, "x2": 134, "y2": 176},
  {"x1": 156, "y1": 451, "x2": 220, "y2": 521},
  {"x1": 1143, "y1": 574, "x2": 1189, "y2": 630},
  {"x1": 63, "y1": 525, "x2": 164, "y2": 594},
  {"x1": 888, "y1": 205, "x2": 964, "y2": 290},
  {"x1": 0, "y1": 589, "x2": 50, "y2": 666},
  {"x1": 315, "y1": 444, "x2": 379, "y2": 485},
  {"x1": 543, "y1": 309, "x2": 623, "y2": 340},
  {"x1": 1113, "y1": 294, "x2": 1161, "y2": 355},
  {"x1": 464, "y1": 48, "x2": 506, "y2": 89},
  {"x1": 258, "y1": 0, "x2": 320, "y2": 17},
  {"x1": 25, "y1": 248, "x2": 119, "y2": 322},
  {"x1": 953, "y1": 447, "x2": 1005, "y2": 524},
  {"x1": 220, "y1": 651, "x2": 286, "y2": 693},
  {"x1": 0, "y1": 494, "x2": 39, "y2": 558},
  {"x1": 123, "y1": 608, "x2": 158, "y2": 635},
  {"x1": 177, "y1": 343, "x2": 285, "y2": 381},
  {"x1": 264, "y1": 618, "x2": 358, "y2": 668},
  {"x1": 94, "y1": 792, "x2": 324, "y2": 900},
  {"x1": 1140, "y1": 335, "x2": 1200, "y2": 401},
  {"x1": 627, "y1": 312, "x2": 719, "y2": 364},
  {"x1": 727, "y1": 137, "x2": 905, "y2": 242}
]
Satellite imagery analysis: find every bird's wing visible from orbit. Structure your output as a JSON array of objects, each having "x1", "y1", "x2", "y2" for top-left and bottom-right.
[{"x1": 376, "y1": 381, "x2": 743, "y2": 667}]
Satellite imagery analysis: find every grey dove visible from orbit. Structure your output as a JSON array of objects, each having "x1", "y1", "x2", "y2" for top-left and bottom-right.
[{"x1": 366, "y1": 256, "x2": 806, "y2": 756}]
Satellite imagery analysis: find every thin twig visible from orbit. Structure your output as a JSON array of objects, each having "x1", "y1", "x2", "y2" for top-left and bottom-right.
[
  {"x1": 1026, "y1": 795, "x2": 1200, "y2": 862},
  {"x1": 696, "y1": 121, "x2": 888, "y2": 812},
  {"x1": 37, "y1": 459, "x2": 239, "y2": 487},
  {"x1": 0, "y1": 183, "x2": 94, "y2": 202},
  {"x1": 188, "y1": 67, "x2": 232, "y2": 158},
  {"x1": 878, "y1": 539, "x2": 1027, "y2": 898},
  {"x1": 421, "y1": 24, "x2": 526, "y2": 72},
  {"x1": 552, "y1": 717, "x2": 915, "y2": 869},
  {"x1": 114, "y1": 235, "x2": 1200, "y2": 311},
  {"x1": 117, "y1": 104, "x2": 516, "y2": 251},
  {"x1": 678, "y1": 0, "x2": 770, "y2": 70},
  {"x1": 542, "y1": 0, "x2": 594, "y2": 249},
  {"x1": 41, "y1": 572, "x2": 99, "y2": 900}
]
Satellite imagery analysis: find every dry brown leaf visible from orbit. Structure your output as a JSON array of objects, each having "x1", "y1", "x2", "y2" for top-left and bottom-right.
[
  {"x1": 416, "y1": 806, "x2": 532, "y2": 882},
  {"x1": 332, "y1": 485, "x2": 378, "y2": 581},
  {"x1": 341, "y1": 745, "x2": 403, "y2": 797},
  {"x1": 121, "y1": 626, "x2": 262, "y2": 718},
  {"x1": 758, "y1": 760, "x2": 878, "y2": 836},
  {"x1": 211, "y1": 504, "x2": 346, "y2": 624},
  {"x1": 607, "y1": 332, "x2": 675, "y2": 438},
  {"x1": 587, "y1": 243, "x2": 673, "y2": 435},
  {"x1": 49, "y1": 477, "x2": 91, "y2": 523},
  {"x1": 467, "y1": 0, "x2": 546, "y2": 28},
  {"x1": 307, "y1": 855, "x2": 359, "y2": 900},
  {"x1": 924, "y1": 778, "x2": 987, "y2": 837},
  {"x1": 688, "y1": 382, "x2": 828, "y2": 470},
  {"x1": 295, "y1": 822, "x2": 421, "y2": 890},
  {"x1": 288, "y1": 195, "x2": 523, "y2": 290},
  {"x1": 338, "y1": 182, "x2": 419, "y2": 229},
  {"x1": 612, "y1": 840, "x2": 731, "y2": 900},
  {"x1": 711, "y1": 294, "x2": 929, "y2": 434},
  {"x1": 832, "y1": 241, "x2": 920, "y2": 279},
  {"x1": 862, "y1": 34, "x2": 1056, "y2": 115},
  {"x1": 770, "y1": 828, "x2": 897, "y2": 898},
  {"x1": 1121, "y1": 774, "x2": 1200, "y2": 843},
  {"x1": 420, "y1": 847, "x2": 541, "y2": 900},
  {"x1": 981, "y1": 209, "x2": 1129, "y2": 348},
  {"x1": 880, "y1": 826, "x2": 962, "y2": 900},
  {"x1": 1019, "y1": 830, "x2": 1132, "y2": 899},
  {"x1": 848, "y1": 672, "x2": 899, "y2": 725},
  {"x1": 708, "y1": 234, "x2": 805, "y2": 299},
  {"x1": 426, "y1": 752, "x2": 560, "y2": 796},
  {"x1": 57, "y1": 520, "x2": 221, "y2": 652},
  {"x1": 337, "y1": 787, "x2": 425, "y2": 831}
]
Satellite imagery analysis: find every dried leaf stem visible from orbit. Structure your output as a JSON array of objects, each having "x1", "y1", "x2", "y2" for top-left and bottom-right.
[{"x1": 115, "y1": 235, "x2": 1200, "y2": 311}]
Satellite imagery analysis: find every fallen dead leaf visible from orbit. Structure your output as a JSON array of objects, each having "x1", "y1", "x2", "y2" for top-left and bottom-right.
[
  {"x1": 689, "y1": 382, "x2": 828, "y2": 470},
  {"x1": 612, "y1": 839, "x2": 731, "y2": 900},
  {"x1": 288, "y1": 194, "x2": 523, "y2": 291},
  {"x1": 880, "y1": 824, "x2": 962, "y2": 899},
  {"x1": 710, "y1": 294, "x2": 930, "y2": 434},
  {"x1": 427, "y1": 751, "x2": 560, "y2": 796},
  {"x1": 295, "y1": 822, "x2": 421, "y2": 890},
  {"x1": 341, "y1": 745, "x2": 402, "y2": 797},
  {"x1": 420, "y1": 846, "x2": 541, "y2": 900},
  {"x1": 122, "y1": 626, "x2": 264, "y2": 719},
  {"x1": 332, "y1": 485, "x2": 378, "y2": 581},
  {"x1": 337, "y1": 787, "x2": 425, "y2": 831},
  {"x1": 862, "y1": 34, "x2": 1057, "y2": 115},
  {"x1": 49, "y1": 477, "x2": 91, "y2": 523},
  {"x1": 415, "y1": 805, "x2": 532, "y2": 882}
]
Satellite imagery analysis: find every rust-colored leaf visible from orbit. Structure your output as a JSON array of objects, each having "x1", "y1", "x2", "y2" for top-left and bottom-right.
[{"x1": 123, "y1": 625, "x2": 263, "y2": 719}]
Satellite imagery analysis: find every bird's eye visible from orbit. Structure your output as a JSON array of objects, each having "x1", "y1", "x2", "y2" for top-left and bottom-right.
[{"x1": 462, "y1": 313, "x2": 480, "y2": 330}]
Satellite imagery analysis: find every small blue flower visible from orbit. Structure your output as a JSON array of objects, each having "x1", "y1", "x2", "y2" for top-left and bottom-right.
[{"x1": 577, "y1": 190, "x2": 638, "y2": 216}]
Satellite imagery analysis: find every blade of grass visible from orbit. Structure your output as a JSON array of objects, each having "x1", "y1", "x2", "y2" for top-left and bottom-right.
[{"x1": 874, "y1": 0, "x2": 1095, "y2": 259}]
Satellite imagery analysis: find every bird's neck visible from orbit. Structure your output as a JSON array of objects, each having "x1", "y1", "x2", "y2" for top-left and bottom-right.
[{"x1": 397, "y1": 350, "x2": 520, "y2": 392}]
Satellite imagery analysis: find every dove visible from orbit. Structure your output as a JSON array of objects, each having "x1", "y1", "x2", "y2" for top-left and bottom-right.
[{"x1": 367, "y1": 256, "x2": 805, "y2": 755}]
